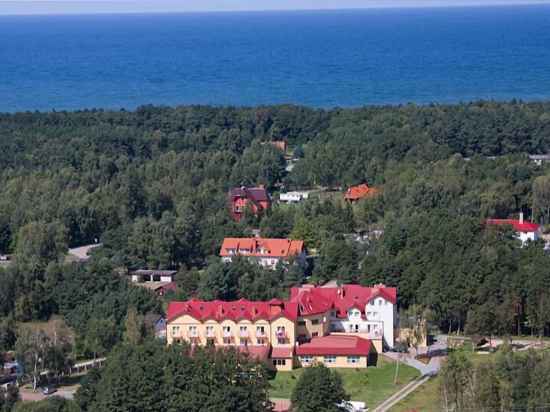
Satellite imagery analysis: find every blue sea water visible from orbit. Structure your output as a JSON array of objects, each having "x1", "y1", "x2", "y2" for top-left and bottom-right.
[{"x1": 0, "y1": 6, "x2": 550, "y2": 112}]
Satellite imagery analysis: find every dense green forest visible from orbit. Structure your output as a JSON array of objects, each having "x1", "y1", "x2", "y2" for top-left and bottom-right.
[
  {"x1": 2, "y1": 101, "x2": 550, "y2": 376},
  {"x1": 440, "y1": 347, "x2": 550, "y2": 412}
]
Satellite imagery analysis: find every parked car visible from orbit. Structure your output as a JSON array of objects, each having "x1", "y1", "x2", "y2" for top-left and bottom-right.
[{"x1": 41, "y1": 385, "x2": 57, "y2": 395}]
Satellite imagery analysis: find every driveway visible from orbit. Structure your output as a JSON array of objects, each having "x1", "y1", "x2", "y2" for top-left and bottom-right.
[{"x1": 20, "y1": 387, "x2": 77, "y2": 402}]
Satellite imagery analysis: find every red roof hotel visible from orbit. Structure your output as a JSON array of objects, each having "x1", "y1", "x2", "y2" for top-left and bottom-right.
[{"x1": 166, "y1": 283, "x2": 396, "y2": 371}]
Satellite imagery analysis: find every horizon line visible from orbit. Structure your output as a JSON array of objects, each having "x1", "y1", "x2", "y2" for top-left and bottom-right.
[{"x1": 1, "y1": 1, "x2": 550, "y2": 17}]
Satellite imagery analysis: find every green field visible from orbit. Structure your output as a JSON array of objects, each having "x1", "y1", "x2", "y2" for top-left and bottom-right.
[
  {"x1": 390, "y1": 375, "x2": 441, "y2": 412},
  {"x1": 268, "y1": 357, "x2": 420, "y2": 408},
  {"x1": 389, "y1": 352, "x2": 495, "y2": 412}
]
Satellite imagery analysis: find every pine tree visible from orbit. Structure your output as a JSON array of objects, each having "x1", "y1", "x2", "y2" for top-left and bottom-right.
[{"x1": 123, "y1": 307, "x2": 144, "y2": 346}]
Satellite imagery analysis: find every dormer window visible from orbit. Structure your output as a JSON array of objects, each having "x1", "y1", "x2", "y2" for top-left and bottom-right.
[{"x1": 348, "y1": 309, "x2": 361, "y2": 319}]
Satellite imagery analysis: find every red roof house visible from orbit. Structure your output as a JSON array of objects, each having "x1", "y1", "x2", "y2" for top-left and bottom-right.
[
  {"x1": 295, "y1": 334, "x2": 372, "y2": 356},
  {"x1": 167, "y1": 298, "x2": 299, "y2": 323},
  {"x1": 289, "y1": 284, "x2": 397, "y2": 318},
  {"x1": 344, "y1": 183, "x2": 380, "y2": 203},
  {"x1": 486, "y1": 214, "x2": 541, "y2": 245},
  {"x1": 228, "y1": 186, "x2": 271, "y2": 221},
  {"x1": 485, "y1": 219, "x2": 540, "y2": 233}
]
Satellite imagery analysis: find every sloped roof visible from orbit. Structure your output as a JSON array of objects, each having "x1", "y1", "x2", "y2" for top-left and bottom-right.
[
  {"x1": 167, "y1": 298, "x2": 299, "y2": 322},
  {"x1": 295, "y1": 335, "x2": 372, "y2": 356},
  {"x1": 130, "y1": 269, "x2": 177, "y2": 276},
  {"x1": 486, "y1": 219, "x2": 540, "y2": 233},
  {"x1": 220, "y1": 238, "x2": 304, "y2": 258},
  {"x1": 237, "y1": 345, "x2": 271, "y2": 362},
  {"x1": 271, "y1": 347, "x2": 294, "y2": 359},
  {"x1": 229, "y1": 186, "x2": 270, "y2": 202},
  {"x1": 344, "y1": 184, "x2": 379, "y2": 201},
  {"x1": 289, "y1": 284, "x2": 397, "y2": 317}
]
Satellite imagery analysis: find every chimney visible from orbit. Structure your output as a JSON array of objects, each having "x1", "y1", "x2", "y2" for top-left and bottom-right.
[{"x1": 519, "y1": 212, "x2": 524, "y2": 224}]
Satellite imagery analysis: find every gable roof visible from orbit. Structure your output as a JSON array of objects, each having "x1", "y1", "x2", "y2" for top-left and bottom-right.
[
  {"x1": 229, "y1": 186, "x2": 270, "y2": 203},
  {"x1": 289, "y1": 284, "x2": 397, "y2": 317},
  {"x1": 295, "y1": 335, "x2": 372, "y2": 356},
  {"x1": 167, "y1": 298, "x2": 299, "y2": 322},
  {"x1": 220, "y1": 238, "x2": 304, "y2": 258},
  {"x1": 486, "y1": 219, "x2": 540, "y2": 233}
]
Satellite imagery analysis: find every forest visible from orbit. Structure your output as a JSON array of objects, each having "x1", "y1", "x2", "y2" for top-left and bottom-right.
[{"x1": 2, "y1": 102, "x2": 550, "y2": 406}]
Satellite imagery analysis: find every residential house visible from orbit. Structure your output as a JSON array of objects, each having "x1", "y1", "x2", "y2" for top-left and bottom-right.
[
  {"x1": 166, "y1": 283, "x2": 396, "y2": 371},
  {"x1": 270, "y1": 140, "x2": 288, "y2": 152},
  {"x1": 129, "y1": 269, "x2": 177, "y2": 283},
  {"x1": 344, "y1": 184, "x2": 379, "y2": 203},
  {"x1": 143, "y1": 315, "x2": 168, "y2": 340},
  {"x1": 219, "y1": 237, "x2": 305, "y2": 269},
  {"x1": 486, "y1": 213, "x2": 541, "y2": 245},
  {"x1": 228, "y1": 186, "x2": 271, "y2": 222},
  {"x1": 128, "y1": 269, "x2": 178, "y2": 296},
  {"x1": 279, "y1": 191, "x2": 310, "y2": 204}
]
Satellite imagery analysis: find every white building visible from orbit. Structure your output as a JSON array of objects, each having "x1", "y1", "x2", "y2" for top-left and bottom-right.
[
  {"x1": 486, "y1": 213, "x2": 541, "y2": 246},
  {"x1": 290, "y1": 283, "x2": 397, "y2": 350},
  {"x1": 279, "y1": 191, "x2": 310, "y2": 204}
]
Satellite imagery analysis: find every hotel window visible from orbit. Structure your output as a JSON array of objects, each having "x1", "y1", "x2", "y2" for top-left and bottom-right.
[
  {"x1": 276, "y1": 326, "x2": 286, "y2": 344},
  {"x1": 223, "y1": 326, "x2": 232, "y2": 344},
  {"x1": 239, "y1": 327, "x2": 248, "y2": 345},
  {"x1": 312, "y1": 332, "x2": 319, "y2": 337},
  {"x1": 298, "y1": 320, "x2": 306, "y2": 326},
  {"x1": 311, "y1": 319, "x2": 319, "y2": 325},
  {"x1": 171, "y1": 326, "x2": 180, "y2": 336},
  {"x1": 324, "y1": 356, "x2": 336, "y2": 364},
  {"x1": 300, "y1": 356, "x2": 313, "y2": 364},
  {"x1": 188, "y1": 326, "x2": 198, "y2": 337},
  {"x1": 206, "y1": 326, "x2": 214, "y2": 337},
  {"x1": 331, "y1": 310, "x2": 337, "y2": 317},
  {"x1": 272, "y1": 359, "x2": 286, "y2": 366},
  {"x1": 378, "y1": 299, "x2": 383, "y2": 306},
  {"x1": 347, "y1": 356, "x2": 360, "y2": 364}
]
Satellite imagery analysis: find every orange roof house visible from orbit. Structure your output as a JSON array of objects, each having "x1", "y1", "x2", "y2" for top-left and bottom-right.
[
  {"x1": 220, "y1": 237, "x2": 305, "y2": 269},
  {"x1": 344, "y1": 183, "x2": 380, "y2": 203}
]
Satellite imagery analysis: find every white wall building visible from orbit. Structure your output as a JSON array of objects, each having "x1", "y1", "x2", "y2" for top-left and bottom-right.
[{"x1": 279, "y1": 191, "x2": 310, "y2": 203}]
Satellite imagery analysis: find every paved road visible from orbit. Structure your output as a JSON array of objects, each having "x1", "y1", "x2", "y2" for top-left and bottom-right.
[{"x1": 20, "y1": 388, "x2": 77, "y2": 402}]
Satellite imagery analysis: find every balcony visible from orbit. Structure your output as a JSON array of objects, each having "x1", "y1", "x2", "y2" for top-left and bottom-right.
[
  {"x1": 240, "y1": 330, "x2": 249, "y2": 338},
  {"x1": 276, "y1": 329, "x2": 286, "y2": 338},
  {"x1": 256, "y1": 330, "x2": 266, "y2": 338},
  {"x1": 330, "y1": 324, "x2": 383, "y2": 339}
]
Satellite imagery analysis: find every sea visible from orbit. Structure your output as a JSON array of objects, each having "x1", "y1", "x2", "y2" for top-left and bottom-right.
[{"x1": 1, "y1": 5, "x2": 550, "y2": 112}]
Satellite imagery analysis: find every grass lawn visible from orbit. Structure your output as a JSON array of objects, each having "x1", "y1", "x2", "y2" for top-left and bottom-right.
[
  {"x1": 389, "y1": 375, "x2": 441, "y2": 412},
  {"x1": 269, "y1": 356, "x2": 420, "y2": 408},
  {"x1": 390, "y1": 352, "x2": 495, "y2": 412}
]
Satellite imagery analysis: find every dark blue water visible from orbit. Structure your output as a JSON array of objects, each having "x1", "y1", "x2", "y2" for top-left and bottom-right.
[{"x1": 1, "y1": 6, "x2": 550, "y2": 112}]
